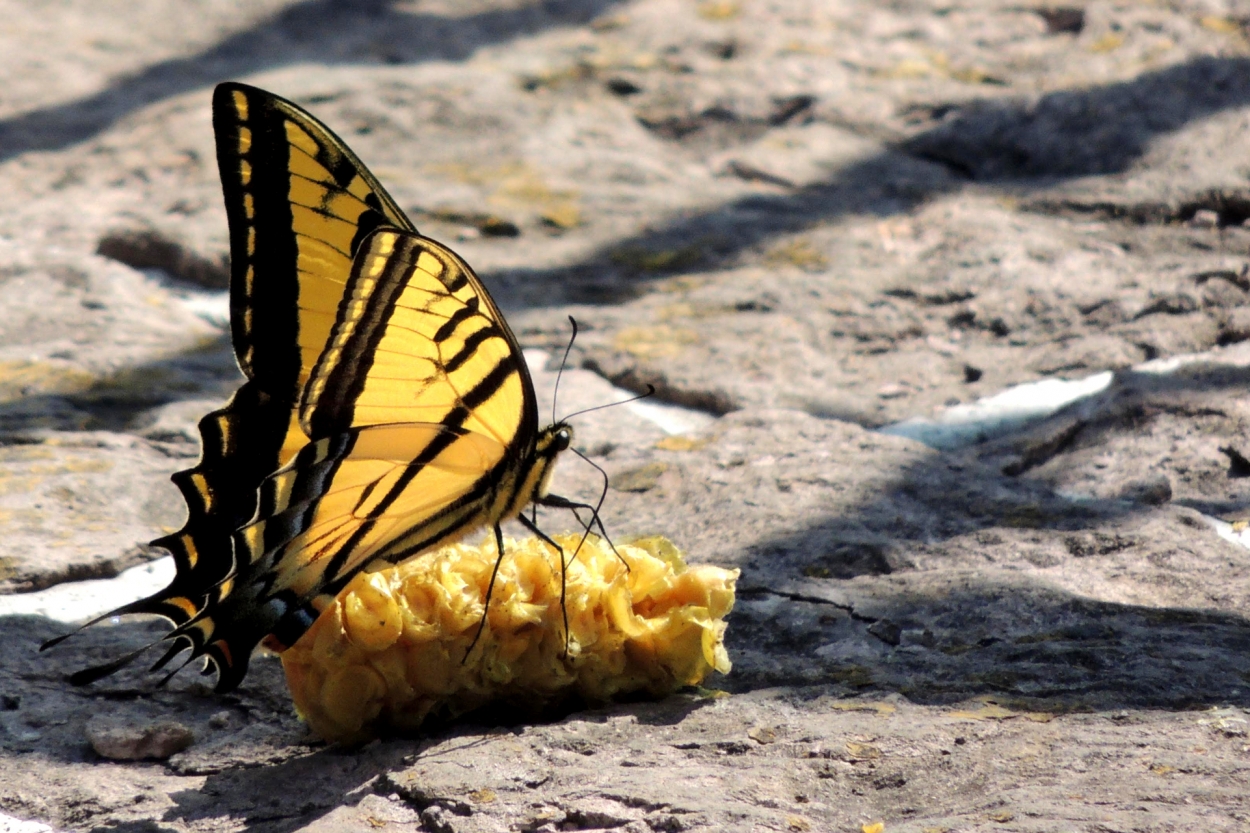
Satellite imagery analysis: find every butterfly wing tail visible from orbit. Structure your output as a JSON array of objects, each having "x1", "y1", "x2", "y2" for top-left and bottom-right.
[{"x1": 40, "y1": 383, "x2": 295, "y2": 682}]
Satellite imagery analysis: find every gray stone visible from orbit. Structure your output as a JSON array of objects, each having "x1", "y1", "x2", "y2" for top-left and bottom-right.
[
  {"x1": 85, "y1": 718, "x2": 194, "y2": 761},
  {"x1": 4, "y1": 1, "x2": 1250, "y2": 831}
]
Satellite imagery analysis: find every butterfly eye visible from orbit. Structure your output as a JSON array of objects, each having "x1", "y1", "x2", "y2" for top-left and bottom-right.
[{"x1": 553, "y1": 428, "x2": 571, "y2": 452}]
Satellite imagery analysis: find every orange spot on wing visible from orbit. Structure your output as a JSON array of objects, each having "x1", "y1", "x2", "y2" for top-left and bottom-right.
[{"x1": 213, "y1": 639, "x2": 234, "y2": 668}]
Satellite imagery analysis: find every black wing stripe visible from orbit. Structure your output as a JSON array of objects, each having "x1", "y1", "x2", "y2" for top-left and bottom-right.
[
  {"x1": 433, "y1": 300, "x2": 479, "y2": 343},
  {"x1": 442, "y1": 268, "x2": 469, "y2": 292},
  {"x1": 349, "y1": 194, "x2": 390, "y2": 256},
  {"x1": 443, "y1": 326, "x2": 498, "y2": 374},
  {"x1": 317, "y1": 354, "x2": 518, "y2": 579},
  {"x1": 372, "y1": 500, "x2": 488, "y2": 565},
  {"x1": 308, "y1": 236, "x2": 423, "y2": 436},
  {"x1": 220, "y1": 89, "x2": 302, "y2": 396},
  {"x1": 325, "y1": 497, "x2": 489, "y2": 593},
  {"x1": 316, "y1": 426, "x2": 465, "y2": 583},
  {"x1": 461, "y1": 355, "x2": 518, "y2": 412}
]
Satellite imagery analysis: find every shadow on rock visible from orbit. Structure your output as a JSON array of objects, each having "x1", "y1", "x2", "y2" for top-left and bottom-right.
[
  {"x1": 729, "y1": 574, "x2": 1250, "y2": 712},
  {"x1": 14, "y1": 610, "x2": 715, "y2": 832},
  {"x1": 0, "y1": 0, "x2": 628, "y2": 164},
  {"x1": 716, "y1": 362, "x2": 1250, "y2": 712},
  {"x1": 741, "y1": 357, "x2": 1250, "y2": 577},
  {"x1": 0, "y1": 333, "x2": 238, "y2": 437},
  {"x1": 493, "y1": 55, "x2": 1250, "y2": 305},
  {"x1": 902, "y1": 55, "x2": 1250, "y2": 183},
  {"x1": 164, "y1": 742, "x2": 410, "y2": 833},
  {"x1": 2, "y1": 615, "x2": 305, "y2": 764}
]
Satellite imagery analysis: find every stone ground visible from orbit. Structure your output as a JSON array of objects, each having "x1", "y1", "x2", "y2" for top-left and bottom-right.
[{"x1": 2, "y1": 1, "x2": 1250, "y2": 831}]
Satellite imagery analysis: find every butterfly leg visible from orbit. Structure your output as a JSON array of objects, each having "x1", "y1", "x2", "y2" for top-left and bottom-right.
[
  {"x1": 516, "y1": 512, "x2": 572, "y2": 655},
  {"x1": 538, "y1": 493, "x2": 628, "y2": 572},
  {"x1": 465, "y1": 523, "x2": 508, "y2": 660}
]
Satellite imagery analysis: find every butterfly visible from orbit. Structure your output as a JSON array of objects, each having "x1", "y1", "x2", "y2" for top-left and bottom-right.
[{"x1": 44, "y1": 82, "x2": 600, "y2": 692}]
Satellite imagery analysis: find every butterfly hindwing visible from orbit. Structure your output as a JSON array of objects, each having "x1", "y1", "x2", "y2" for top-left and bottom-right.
[
  {"x1": 46, "y1": 83, "x2": 421, "y2": 685},
  {"x1": 251, "y1": 423, "x2": 510, "y2": 596}
]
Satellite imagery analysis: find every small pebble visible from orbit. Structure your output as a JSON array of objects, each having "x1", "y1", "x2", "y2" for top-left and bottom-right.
[
  {"x1": 1216, "y1": 717, "x2": 1247, "y2": 737},
  {"x1": 1119, "y1": 474, "x2": 1172, "y2": 505},
  {"x1": 86, "y1": 718, "x2": 194, "y2": 761},
  {"x1": 867, "y1": 619, "x2": 902, "y2": 646},
  {"x1": 877, "y1": 383, "x2": 908, "y2": 399},
  {"x1": 1188, "y1": 209, "x2": 1220, "y2": 228}
]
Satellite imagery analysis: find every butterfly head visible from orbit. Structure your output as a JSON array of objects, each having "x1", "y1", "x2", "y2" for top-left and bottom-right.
[{"x1": 532, "y1": 421, "x2": 573, "y2": 498}]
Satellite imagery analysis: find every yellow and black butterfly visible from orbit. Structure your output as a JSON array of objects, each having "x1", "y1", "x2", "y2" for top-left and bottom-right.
[{"x1": 44, "y1": 82, "x2": 596, "y2": 692}]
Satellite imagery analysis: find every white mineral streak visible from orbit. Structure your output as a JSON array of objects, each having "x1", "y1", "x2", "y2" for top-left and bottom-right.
[
  {"x1": 0, "y1": 557, "x2": 173, "y2": 623},
  {"x1": 170, "y1": 286, "x2": 230, "y2": 329},
  {"x1": 1203, "y1": 515, "x2": 1250, "y2": 550},
  {"x1": 626, "y1": 397, "x2": 716, "y2": 435},
  {"x1": 0, "y1": 811, "x2": 56, "y2": 833},
  {"x1": 879, "y1": 371, "x2": 1114, "y2": 450},
  {"x1": 881, "y1": 340, "x2": 1250, "y2": 553},
  {"x1": 881, "y1": 341, "x2": 1250, "y2": 451},
  {"x1": 522, "y1": 348, "x2": 715, "y2": 435}
]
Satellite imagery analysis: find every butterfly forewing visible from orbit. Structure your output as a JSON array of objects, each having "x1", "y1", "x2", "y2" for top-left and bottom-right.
[
  {"x1": 235, "y1": 229, "x2": 537, "y2": 610},
  {"x1": 46, "y1": 83, "x2": 421, "y2": 685},
  {"x1": 302, "y1": 230, "x2": 532, "y2": 443},
  {"x1": 181, "y1": 81, "x2": 423, "y2": 562},
  {"x1": 50, "y1": 85, "x2": 567, "y2": 694},
  {"x1": 215, "y1": 82, "x2": 416, "y2": 402}
]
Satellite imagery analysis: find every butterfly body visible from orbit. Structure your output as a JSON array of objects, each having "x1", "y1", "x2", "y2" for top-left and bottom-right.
[{"x1": 46, "y1": 83, "x2": 578, "y2": 692}]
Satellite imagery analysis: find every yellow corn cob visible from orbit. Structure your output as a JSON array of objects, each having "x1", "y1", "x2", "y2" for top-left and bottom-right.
[{"x1": 281, "y1": 534, "x2": 738, "y2": 743}]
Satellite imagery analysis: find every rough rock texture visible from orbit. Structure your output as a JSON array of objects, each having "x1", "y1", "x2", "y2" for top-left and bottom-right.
[
  {"x1": 85, "y1": 717, "x2": 196, "y2": 761},
  {"x1": 3, "y1": 1, "x2": 1250, "y2": 831}
]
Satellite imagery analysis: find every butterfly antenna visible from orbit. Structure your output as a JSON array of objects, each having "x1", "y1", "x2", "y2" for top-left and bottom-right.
[
  {"x1": 560, "y1": 384, "x2": 656, "y2": 423},
  {"x1": 552, "y1": 316, "x2": 578, "y2": 425}
]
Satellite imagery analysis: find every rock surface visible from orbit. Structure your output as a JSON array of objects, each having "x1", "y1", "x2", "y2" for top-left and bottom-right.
[
  {"x1": 3, "y1": 0, "x2": 1250, "y2": 831},
  {"x1": 84, "y1": 718, "x2": 195, "y2": 762}
]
